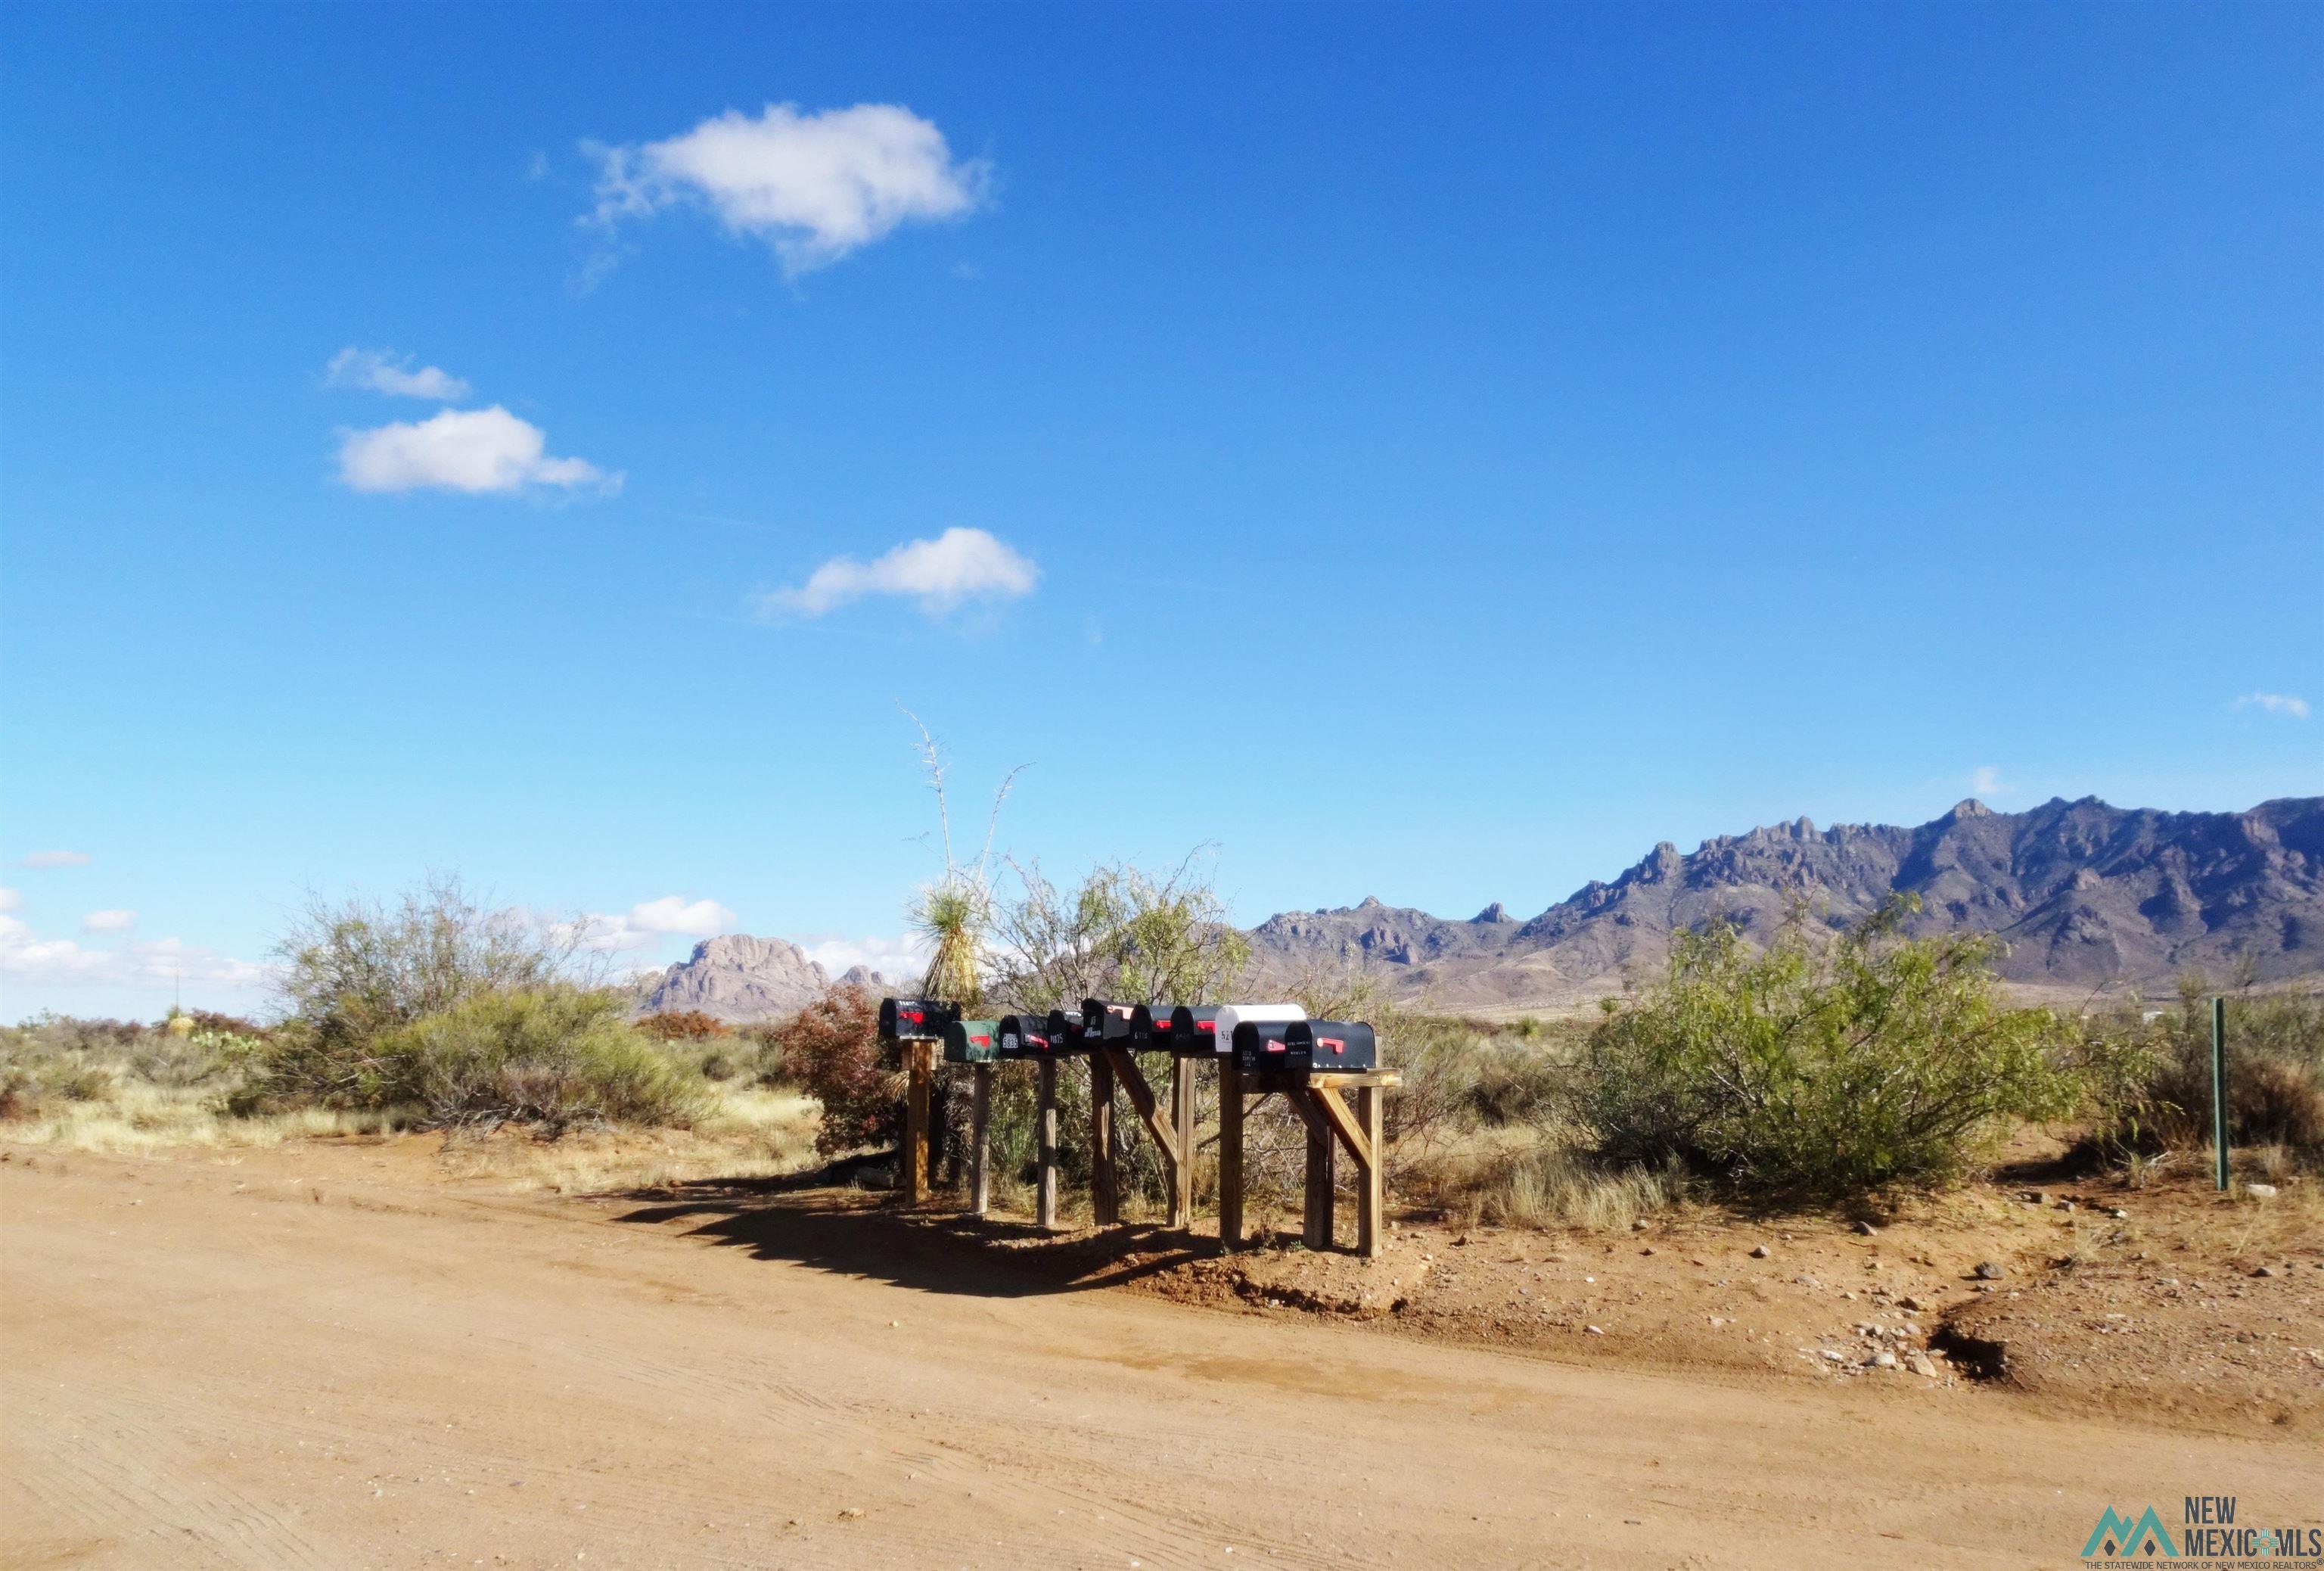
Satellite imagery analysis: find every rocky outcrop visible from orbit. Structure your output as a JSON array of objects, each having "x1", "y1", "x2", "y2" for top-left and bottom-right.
[{"x1": 640, "y1": 934, "x2": 834, "y2": 1024}]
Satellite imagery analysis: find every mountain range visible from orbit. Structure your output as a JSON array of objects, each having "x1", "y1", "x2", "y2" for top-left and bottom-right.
[
  {"x1": 641, "y1": 796, "x2": 2322, "y2": 1020},
  {"x1": 1247, "y1": 796, "x2": 2323, "y2": 1009}
]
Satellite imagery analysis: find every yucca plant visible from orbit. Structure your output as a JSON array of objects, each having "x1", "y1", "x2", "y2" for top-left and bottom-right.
[{"x1": 903, "y1": 710, "x2": 1021, "y2": 1010}]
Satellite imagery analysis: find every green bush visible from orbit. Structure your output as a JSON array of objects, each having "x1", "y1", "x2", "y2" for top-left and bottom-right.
[
  {"x1": 1575, "y1": 898, "x2": 2076, "y2": 1196},
  {"x1": 240, "y1": 986, "x2": 703, "y2": 1131},
  {"x1": 2075, "y1": 981, "x2": 2323, "y2": 1165}
]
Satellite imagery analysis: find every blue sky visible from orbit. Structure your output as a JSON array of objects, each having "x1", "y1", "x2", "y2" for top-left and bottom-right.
[{"x1": 3, "y1": 2, "x2": 2318, "y2": 1020}]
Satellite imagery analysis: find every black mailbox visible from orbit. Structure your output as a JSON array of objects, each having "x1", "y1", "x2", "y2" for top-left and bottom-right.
[
  {"x1": 1126, "y1": 1004, "x2": 1183, "y2": 1052},
  {"x1": 1230, "y1": 1018, "x2": 1300, "y2": 1071},
  {"x1": 1167, "y1": 1006, "x2": 1222, "y2": 1056},
  {"x1": 879, "y1": 997, "x2": 959, "y2": 1044},
  {"x1": 1042, "y1": 1007, "x2": 1095, "y2": 1054},
  {"x1": 997, "y1": 1012, "x2": 1055, "y2": 1059},
  {"x1": 1084, "y1": 998, "x2": 1138, "y2": 1044},
  {"x1": 943, "y1": 1019, "x2": 1001, "y2": 1064},
  {"x1": 1283, "y1": 1019, "x2": 1378, "y2": 1073}
]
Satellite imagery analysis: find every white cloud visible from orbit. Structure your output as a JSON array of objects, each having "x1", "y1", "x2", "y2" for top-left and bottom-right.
[
  {"x1": 0, "y1": 888, "x2": 18, "y2": 913},
  {"x1": 19, "y1": 850, "x2": 92, "y2": 868},
  {"x1": 1969, "y1": 765, "x2": 2016, "y2": 798},
  {"x1": 337, "y1": 406, "x2": 617, "y2": 496},
  {"x1": 554, "y1": 895, "x2": 735, "y2": 954},
  {"x1": 0, "y1": 916, "x2": 269, "y2": 992},
  {"x1": 795, "y1": 932, "x2": 929, "y2": 984},
  {"x1": 625, "y1": 896, "x2": 736, "y2": 935},
  {"x1": 2233, "y1": 692, "x2": 2311, "y2": 720},
  {"x1": 589, "y1": 101, "x2": 986, "y2": 275},
  {"x1": 760, "y1": 527, "x2": 1038, "y2": 619},
  {"x1": 325, "y1": 347, "x2": 473, "y2": 402},
  {"x1": 81, "y1": 909, "x2": 137, "y2": 934}
]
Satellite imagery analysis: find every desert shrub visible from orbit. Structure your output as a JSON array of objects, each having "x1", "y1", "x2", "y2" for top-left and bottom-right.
[
  {"x1": 241, "y1": 985, "x2": 701, "y2": 1131},
  {"x1": 774, "y1": 983, "x2": 895, "y2": 1156},
  {"x1": 273, "y1": 874, "x2": 586, "y2": 1053},
  {"x1": 2076, "y1": 981, "x2": 2324, "y2": 1165},
  {"x1": 0, "y1": 1013, "x2": 262, "y2": 1120},
  {"x1": 1575, "y1": 897, "x2": 2076, "y2": 1196},
  {"x1": 637, "y1": 1010, "x2": 732, "y2": 1042}
]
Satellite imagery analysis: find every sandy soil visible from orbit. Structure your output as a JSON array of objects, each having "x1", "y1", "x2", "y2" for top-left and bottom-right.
[{"x1": 4, "y1": 1138, "x2": 2319, "y2": 1569}]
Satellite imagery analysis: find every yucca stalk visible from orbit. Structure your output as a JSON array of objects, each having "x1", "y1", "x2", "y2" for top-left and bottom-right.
[{"x1": 902, "y1": 710, "x2": 1021, "y2": 1009}]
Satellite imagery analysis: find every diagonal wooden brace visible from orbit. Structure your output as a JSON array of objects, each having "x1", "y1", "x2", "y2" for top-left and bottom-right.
[
  {"x1": 1098, "y1": 1045, "x2": 1184, "y2": 1171},
  {"x1": 1308, "y1": 1084, "x2": 1375, "y2": 1172}
]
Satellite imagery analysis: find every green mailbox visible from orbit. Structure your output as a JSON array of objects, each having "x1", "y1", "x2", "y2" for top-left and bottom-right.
[{"x1": 943, "y1": 1019, "x2": 1000, "y2": 1065}]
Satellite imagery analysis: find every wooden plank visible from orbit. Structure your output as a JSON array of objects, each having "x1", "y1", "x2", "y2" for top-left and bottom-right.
[
  {"x1": 1282, "y1": 1069, "x2": 1403, "y2": 1091},
  {"x1": 1356, "y1": 1083, "x2": 1384, "y2": 1259},
  {"x1": 1170, "y1": 1057, "x2": 1196, "y2": 1229},
  {"x1": 1217, "y1": 1063, "x2": 1244, "y2": 1252},
  {"x1": 903, "y1": 1041, "x2": 933, "y2": 1203},
  {"x1": 968, "y1": 1062, "x2": 993, "y2": 1218},
  {"x1": 1299, "y1": 1087, "x2": 1334, "y2": 1250},
  {"x1": 1090, "y1": 1048, "x2": 1119, "y2": 1227},
  {"x1": 1309, "y1": 1084, "x2": 1374, "y2": 1172},
  {"x1": 1036, "y1": 1057, "x2": 1059, "y2": 1230}
]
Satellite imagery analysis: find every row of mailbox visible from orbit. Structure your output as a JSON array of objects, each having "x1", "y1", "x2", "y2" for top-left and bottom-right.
[{"x1": 878, "y1": 996, "x2": 1381, "y2": 1075}]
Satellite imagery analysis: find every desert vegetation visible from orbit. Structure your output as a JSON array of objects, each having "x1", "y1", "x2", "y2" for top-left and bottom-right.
[{"x1": 5, "y1": 858, "x2": 2317, "y2": 1228}]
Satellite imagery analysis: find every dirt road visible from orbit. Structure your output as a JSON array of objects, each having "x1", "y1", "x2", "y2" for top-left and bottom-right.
[{"x1": 4, "y1": 1143, "x2": 2314, "y2": 1569}]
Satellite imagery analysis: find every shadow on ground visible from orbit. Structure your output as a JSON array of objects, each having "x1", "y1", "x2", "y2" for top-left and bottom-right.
[{"x1": 609, "y1": 1160, "x2": 1213, "y2": 1300}]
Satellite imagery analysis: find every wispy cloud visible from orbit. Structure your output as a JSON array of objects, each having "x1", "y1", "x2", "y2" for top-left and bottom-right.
[
  {"x1": 587, "y1": 102, "x2": 986, "y2": 276},
  {"x1": 82, "y1": 909, "x2": 136, "y2": 934},
  {"x1": 795, "y1": 932, "x2": 929, "y2": 985},
  {"x1": 2232, "y1": 691, "x2": 2311, "y2": 720},
  {"x1": 555, "y1": 895, "x2": 736, "y2": 953},
  {"x1": 0, "y1": 888, "x2": 19, "y2": 913},
  {"x1": 1969, "y1": 765, "x2": 2016, "y2": 798},
  {"x1": 17, "y1": 850, "x2": 91, "y2": 869},
  {"x1": 758, "y1": 527, "x2": 1038, "y2": 619},
  {"x1": 337, "y1": 406, "x2": 618, "y2": 496},
  {"x1": 324, "y1": 347, "x2": 473, "y2": 402},
  {"x1": 0, "y1": 914, "x2": 269, "y2": 992}
]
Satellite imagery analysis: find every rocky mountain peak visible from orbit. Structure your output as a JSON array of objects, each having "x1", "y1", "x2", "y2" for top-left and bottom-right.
[{"x1": 641, "y1": 934, "x2": 831, "y2": 1024}]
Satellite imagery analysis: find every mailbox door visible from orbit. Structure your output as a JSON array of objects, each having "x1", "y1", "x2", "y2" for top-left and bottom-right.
[
  {"x1": 1230, "y1": 1019, "x2": 1299, "y2": 1072},
  {"x1": 943, "y1": 1019, "x2": 1000, "y2": 1065}
]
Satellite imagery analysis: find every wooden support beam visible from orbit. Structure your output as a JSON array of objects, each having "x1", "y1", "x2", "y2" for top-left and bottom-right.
[
  {"x1": 1309, "y1": 1084, "x2": 1374, "y2": 1172},
  {"x1": 1036, "y1": 1057, "x2": 1059, "y2": 1230},
  {"x1": 1300, "y1": 1086, "x2": 1334, "y2": 1251},
  {"x1": 1356, "y1": 1084, "x2": 1384, "y2": 1258},
  {"x1": 1170, "y1": 1057, "x2": 1196, "y2": 1229},
  {"x1": 1098, "y1": 1046, "x2": 1184, "y2": 1221},
  {"x1": 1090, "y1": 1048, "x2": 1119, "y2": 1227},
  {"x1": 1217, "y1": 1062, "x2": 1244, "y2": 1252},
  {"x1": 903, "y1": 1041, "x2": 934, "y2": 1204},
  {"x1": 968, "y1": 1062, "x2": 993, "y2": 1218}
]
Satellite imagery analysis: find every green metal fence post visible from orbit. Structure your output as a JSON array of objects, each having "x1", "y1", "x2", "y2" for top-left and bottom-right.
[{"x1": 2211, "y1": 996, "x2": 2230, "y2": 1192}]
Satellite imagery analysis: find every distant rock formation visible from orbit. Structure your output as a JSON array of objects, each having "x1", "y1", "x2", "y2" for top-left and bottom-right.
[
  {"x1": 1246, "y1": 796, "x2": 2324, "y2": 1008},
  {"x1": 640, "y1": 934, "x2": 834, "y2": 1024}
]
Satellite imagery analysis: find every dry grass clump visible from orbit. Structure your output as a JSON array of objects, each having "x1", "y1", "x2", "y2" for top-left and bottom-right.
[{"x1": 437, "y1": 1083, "x2": 823, "y2": 1194}]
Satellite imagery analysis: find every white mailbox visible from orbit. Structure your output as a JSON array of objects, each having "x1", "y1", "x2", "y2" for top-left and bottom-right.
[{"x1": 1209, "y1": 1002, "x2": 1305, "y2": 1056}]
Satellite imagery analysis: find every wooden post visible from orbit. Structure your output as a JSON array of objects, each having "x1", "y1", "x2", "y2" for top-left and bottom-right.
[
  {"x1": 1301, "y1": 1088, "x2": 1334, "y2": 1251},
  {"x1": 968, "y1": 1062, "x2": 993, "y2": 1218},
  {"x1": 1036, "y1": 1057, "x2": 1059, "y2": 1229},
  {"x1": 1356, "y1": 1083, "x2": 1384, "y2": 1258},
  {"x1": 1217, "y1": 1063, "x2": 1244, "y2": 1252},
  {"x1": 1090, "y1": 1048, "x2": 1119, "y2": 1226},
  {"x1": 903, "y1": 1041, "x2": 933, "y2": 1204},
  {"x1": 1170, "y1": 1057, "x2": 1196, "y2": 1229}
]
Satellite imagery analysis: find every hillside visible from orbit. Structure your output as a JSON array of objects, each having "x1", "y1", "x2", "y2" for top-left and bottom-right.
[{"x1": 1246, "y1": 795, "x2": 2324, "y2": 1010}]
